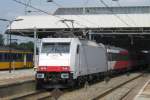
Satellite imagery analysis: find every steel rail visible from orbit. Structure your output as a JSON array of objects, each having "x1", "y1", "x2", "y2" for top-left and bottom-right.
[
  {"x1": 11, "y1": 90, "x2": 51, "y2": 100},
  {"x1": 92, "y1": 74, "x2": 143, "y2": 100}
]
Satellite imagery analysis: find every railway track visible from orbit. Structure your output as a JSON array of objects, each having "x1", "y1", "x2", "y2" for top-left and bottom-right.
[
  {"x1": 9, "y1": 88, "x2": 64, "y2": 100},
  {"x1": 0, "y1": 80, "x2": 35, "y2": 99},
  {"x1": 10, "y1": 90, "x2": 52, "y2": 100},
  {"x1": 134, "y1": 79, "x2": 150, "y2": 100},
  {"x1": 58, "y1": 73, "x2": 145, "y2": 100},
  {"x1": 91, "y1": 73, "x2": 143, "y2": 100},
  {"x1": 2, "y1": 72, "x2": 146, "y2": 100}
]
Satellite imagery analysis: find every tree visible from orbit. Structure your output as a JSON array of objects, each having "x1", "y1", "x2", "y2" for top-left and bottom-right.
[
  {"x1": 18, "y1": 41, "x2": 34, "y2": 51},
  {"x1": 26, "y1": 41, "x2": 34, "y2": 51},
  {"x1": 10, "y1": 42, "x2": 18, "y2": 48}
]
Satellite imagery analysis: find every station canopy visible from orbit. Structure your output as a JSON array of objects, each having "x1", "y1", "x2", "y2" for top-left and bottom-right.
[{"x1": 8, "y1": 13, "x2": 150, "y2": 38}]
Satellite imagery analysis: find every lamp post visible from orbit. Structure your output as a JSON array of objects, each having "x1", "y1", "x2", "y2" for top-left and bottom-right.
[
  {"x1": 112, "y1": 0, "x2": 119, "y2": 1},
  {"x1": 0, "y1": 18, "x2": 23, "y2": 73},
  {"x1": 34, "y1": 27, "x2": 37, "y2": 70},
  {"x1": 47, "y1": 0, "x2": 53, "y2": 2}
]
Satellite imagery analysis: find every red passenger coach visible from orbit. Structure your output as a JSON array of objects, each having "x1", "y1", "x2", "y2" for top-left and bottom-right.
[{"x1": 107, "y1": 46, "x2": 130, "y2": 71}]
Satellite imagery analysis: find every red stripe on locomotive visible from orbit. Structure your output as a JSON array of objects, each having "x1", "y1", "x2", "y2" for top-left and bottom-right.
[{"x1": 38, "y1": 66, "x2": 70, "y2": 72}]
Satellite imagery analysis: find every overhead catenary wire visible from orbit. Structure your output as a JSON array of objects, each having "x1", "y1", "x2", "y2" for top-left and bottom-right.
[
  {"x1": 51, "y1": 0, "x2": 100, "y2": 29},
  {"x1": 51, "y1": 0, "x2": 62, "y2": 8},
  {"x1": 24, "y1": 0, "x2": 32, "y2": 15},
  {"x1": 116, "y1": 1, "x2": 138, "y2": 26},
  {"x1": 13, "y1": 0, "x2": 52, "y2": 15},
  {"x1": 12, "y1": 0, "x2": 89, "y2": 29},
  {"x1": 99, "y1": 0, "x2": 132, "y2": 27},
  {"x1": 83, "y1": 0, "x2": 89, "y2": 14},
  {"x1": 47, "y1": 1, "x2": 87, "y2": 28},
  {"x1": 83, "y1": 0, "x2": 89, "y2": 7}
]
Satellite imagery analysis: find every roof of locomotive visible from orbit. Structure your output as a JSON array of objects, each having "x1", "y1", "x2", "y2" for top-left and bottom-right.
[
  {"x1": 41, "y1": 38, "x2": 76, "y2": 43},
  {"x1": 42, "y1": 38, "x2": 105, "y2": 48},
  {"x1": 80, "y1": 40, "x2": 105, "y2": 48}
]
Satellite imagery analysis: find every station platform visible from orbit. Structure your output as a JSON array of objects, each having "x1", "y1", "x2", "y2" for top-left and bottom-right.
[
  {"x1": 0, "y1": 69, "x2": 35, "y2": 86},
  {"x1": 134, "y1": 79, "x2": 150, "y2": 100}
]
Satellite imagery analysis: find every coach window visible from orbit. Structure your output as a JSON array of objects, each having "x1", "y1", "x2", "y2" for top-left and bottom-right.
[
  {"x1": 0, "y1": 53, "x2": 3, "y2": 61},
  {"x1": 12, "y1": 53, "x2": 17, "y2": 60},
  {"x1": 110, "y1": 53, "x2": 118, "y2": 61},
  {"x1": 21, "y1": 54, "x2": 24, "y2": 61},
  {"x1": 3, "y1": 53, "x2": 5, "y2": 60},
  {"x1": 30, "y1": 54, "x2": 33, "y2": 61},
  {"x1": 27, "y1": 54, "x2": 32, "y2": 61},
  {"x1": 16, "y1": 54, "x2": 18, "y2": 61},
  {"x1": 4, "y1": 53, "x2": 9, "y2": 61},
  {"x1": 0, "y1": 53, "x2": 4, "y2": 61},
  {"x1": 27, "y1": 54, "x2": 29, "y2": 61},
  {"x1": 16, "y1": 53, "x2": 18, "y2": 61},
  {"x1": 17, "y1": 53, "x2": 22, "y2": 61},
  {"x1": 26, "y1": 54, "x2": 29, "y2": 61},
  {"x1": 12, "y1": 53, "x2": 14, "y2": 60},
  {"x1": 18, "y1": 54, "x2": 22, "y2": 61},
  {"x1": 122, "y1": 55, "x2": 129, "y2": 61}
]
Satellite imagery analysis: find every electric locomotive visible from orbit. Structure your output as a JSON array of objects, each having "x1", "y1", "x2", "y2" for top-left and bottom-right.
[{"x1": 36, "y1": 38, "x2": 142, "y2": 89}]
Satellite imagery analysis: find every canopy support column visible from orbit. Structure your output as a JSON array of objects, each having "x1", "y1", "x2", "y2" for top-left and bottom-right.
[{"x1": 34, "y1": 27, "x2": 37, "y2": 69}]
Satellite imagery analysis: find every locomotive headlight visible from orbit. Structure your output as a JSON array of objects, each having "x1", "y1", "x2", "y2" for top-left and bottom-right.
[
  {"x1": 37, "y1": 73, "x2": 44, "y2": 78},
  {"x1": 38, "y1": 66, "x2": 47, "y2": 71},
  {"x1": 62, "y1": 66, "x2": 70, "y2": 71},
  {"x1": 61, "y1": 73, "x2": 69, "y2": 79}
]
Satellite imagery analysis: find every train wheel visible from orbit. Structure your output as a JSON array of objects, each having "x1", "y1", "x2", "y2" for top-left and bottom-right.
[
  {"x1": 77, "y1": 78, "x2": 83, "y2": 88},
  {"x1": 84, "y1": 81, "x2": 89, "y2": 90},
  {"x1": 36, "y1": 82, "x2": 42, "y2": 90},
  {"x1": 68, "y1": 79, "x2": 75, "y2": 89},
  {"x1": 104, "y1": 76, "x2": 110, "y2": 83}
]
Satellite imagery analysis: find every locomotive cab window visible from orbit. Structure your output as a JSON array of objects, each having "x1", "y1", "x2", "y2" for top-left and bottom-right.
[{"x1": 42, "y1": 42, "x2": 70, "y2": 53}]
